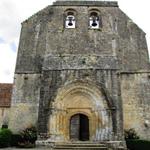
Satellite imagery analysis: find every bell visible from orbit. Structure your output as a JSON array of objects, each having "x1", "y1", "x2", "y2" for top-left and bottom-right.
[
  {"x1": 92, "y1": 20, "x2": 97, "y2": 27},
  {"x1": 68, "y1": 17, "x2": 73, "y2": 26},
  {"x1": 68, "y1": 20, "x2": 73, "y2": 26}
]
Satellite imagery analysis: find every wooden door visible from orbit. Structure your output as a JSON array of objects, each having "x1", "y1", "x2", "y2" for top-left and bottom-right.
[
  {"x1": 80, "y1": 114, "x2": 89, "y2": 141},
  {"x1": 70, "y1": 114, "x2": 80, "y2": 140},
  {"x1": 70, "y1": 114, "x2": 89, "y2": 141}
]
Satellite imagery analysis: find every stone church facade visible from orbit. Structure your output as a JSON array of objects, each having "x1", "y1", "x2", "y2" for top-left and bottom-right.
[{"x1": 1, "y1": 0, "x2": 150, "y2": 149}]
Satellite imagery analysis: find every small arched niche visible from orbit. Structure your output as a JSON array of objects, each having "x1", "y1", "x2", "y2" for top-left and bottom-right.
[
  {"x1": 64, "y1": 9, "x2": 77, "y2": 29},
  {"x1": 89, "y1": 10, "x2": 102, "y2": 29}
]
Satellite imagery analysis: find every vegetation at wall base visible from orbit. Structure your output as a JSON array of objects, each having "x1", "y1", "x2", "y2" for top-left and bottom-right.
[
  {"x1": 126, "y1": 139, "x2": 150, "y2": 150},
  {"x1": 124, "y1": 128, "x2": 139, "y2": 140},
  {"x1": 16, "y1": 126, "x2": 37, "y2": 148},
  {"x1": 10, "y1": 134, "x2": 22, "y2": 147},
  {"x1": 2, "y1": 124, "x2": 8, "y2": 129},
  {"x1": 20, "y1": 126, "x2": 37, "y2": 143},
  {"x1": 0, "y1": 125, "x2": 37, "y2": 148},
  {"x1": 124, "y1": 128, "x2": 150, "y2": 150},
  {"x1": 0, "y1": 128, "x2": 12, "y2": 148}
]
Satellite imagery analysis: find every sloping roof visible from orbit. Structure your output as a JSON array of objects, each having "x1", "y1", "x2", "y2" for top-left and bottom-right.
[{"x1": 0, "y1": 84, "x2": 13, "y2": 107}]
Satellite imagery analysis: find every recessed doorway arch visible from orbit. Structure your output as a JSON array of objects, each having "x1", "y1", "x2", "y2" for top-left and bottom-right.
[{"x1": 49, "y1": 80, "x2": 113, "y2": 142}]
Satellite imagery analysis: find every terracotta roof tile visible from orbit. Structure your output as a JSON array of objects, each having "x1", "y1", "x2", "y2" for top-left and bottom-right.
[{"x1": 0, "y1": 84, "x2": 13, "y2": 107}]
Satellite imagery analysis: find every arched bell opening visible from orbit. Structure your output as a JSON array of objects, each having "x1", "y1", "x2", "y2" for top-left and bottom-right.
[
  {"x1": 70, "y1": 113, "x2": 89, "y2": 141},
  {"x1": 88, "y1": 9, "x2": 102, "y2": 29},
  {"x1": 64, "y1": 9, "x2": 77, "y2": 28}
]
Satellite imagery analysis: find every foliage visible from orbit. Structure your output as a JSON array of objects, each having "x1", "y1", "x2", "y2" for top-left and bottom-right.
[
  {"x1": 0, "y1": 126, "x2": 37, "y2": 148},
  {"x1": 2, "y1": 124, "x2": 8, "y2": 129},
  {"x1": 20, "y1": 126, "x2": 37, "y2": 143},
  {"x1": 124, "y1": 128, "x2": 139, "y2": 140},
  {"x1": 17, "y1": 126, "x2": 37, "y2": 148},
  {"x1": 126, "y1": 139, "x2": 150, "y2": 150},
  {"x1": 125, "y1": 128, "x2": 150, "y2": 150},
  {"x1": 10, "y1": 134, "x2": 22, "y2": 147},
  {"x1": 0, "y1": 128, "x2": 12, "y2": 148}
]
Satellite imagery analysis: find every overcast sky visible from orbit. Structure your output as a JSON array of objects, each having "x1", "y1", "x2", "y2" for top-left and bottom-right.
[{"x1": 0, "y1": 0, "x2": 150, "y2": 83}]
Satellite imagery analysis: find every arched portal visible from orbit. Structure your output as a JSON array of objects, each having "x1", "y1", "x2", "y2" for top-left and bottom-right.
[
  {"x1": 49, "y1": 81, "x2": 114, "y2": 142},
  {"x1": 70, "y1": 113, "x2": 89, "y2": 141}
]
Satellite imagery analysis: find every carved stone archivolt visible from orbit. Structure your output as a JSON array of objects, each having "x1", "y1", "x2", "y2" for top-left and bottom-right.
[{"x1": 48, "y1": 81, "x2": 113, "y2": 142}]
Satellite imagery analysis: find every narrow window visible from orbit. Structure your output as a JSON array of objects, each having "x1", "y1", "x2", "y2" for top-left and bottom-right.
[
  {"x1": 89, "y1": 12, "x2": 101, "y2": 29},
  {"x1": 65, "y1": 12, "x2": 76, "y2": 28}
]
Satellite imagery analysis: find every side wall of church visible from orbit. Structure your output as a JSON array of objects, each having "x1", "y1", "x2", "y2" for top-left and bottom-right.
[
  {"x1": 9, "y1": 74, "x2": 41, "y2": 132},
  {"x1": 121, "y1": 72, "x2": 150, "y2": 140}
]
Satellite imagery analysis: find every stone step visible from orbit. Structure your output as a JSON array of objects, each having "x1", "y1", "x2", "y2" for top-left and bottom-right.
[
  {"x1": 55, "y1": 144, "x2": 106, "y2": 147},
  {"x1": 54, "y1": 148, "x2": 107, "y2": 150},
  {"x1": 54, "y1": 147, "x2": 107, "y2": 150},
  {"x1": 54, "y1": 142, "x2": 108, "y2": 150}
]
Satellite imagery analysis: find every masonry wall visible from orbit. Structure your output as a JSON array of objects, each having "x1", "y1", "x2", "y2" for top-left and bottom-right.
[
  {"x1": 0, "y1": 108, "x2": 10, "y2": 127},
  {"x1": 15, "y1": 4, "x2": 149, "y2": 73},
  {"x1": 121, "y1": 72, "x2": 150, "y2": 140},
  {"x1": 9, "y1": 74, "x2": 41, "y2": 132}
]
